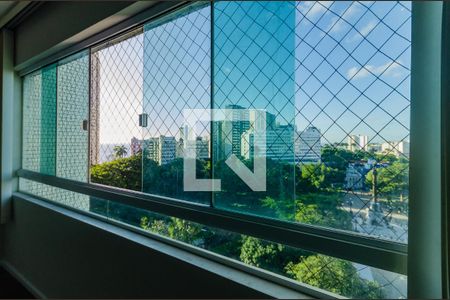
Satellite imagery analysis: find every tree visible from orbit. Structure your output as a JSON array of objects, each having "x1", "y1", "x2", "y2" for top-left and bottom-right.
[
  {"x1": 300, "y1": 163, "x2": 341, "y2": 191},
  {"x1": 91, "y1": 153, "x2": 141, "y2": 191},
  {"x1": 141, "y1": 216, "x2": 204, "y2": 244},
  {"x1": 365, "y1": 162, "x2": 408, "y2": 198},
  {"x1": 321, "y1": 146, "x2": 357, "y2": 171},
  {"x1": 295, "y1": 194, "x2": 352, "y2": 231},
  {"x1": 240, "y1": 236, "x2": 306, "y2": 274},
  {"x1": 113, "y1": 145, "x2": 127, "y2": 159},
  {"x1": 286, "y1": 254, "x2": 384, "y2": 299}
]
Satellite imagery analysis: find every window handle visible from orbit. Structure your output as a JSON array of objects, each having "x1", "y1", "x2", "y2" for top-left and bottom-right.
[{"x1": 82, "y1": 120, "x2": 88, "y2": 131}]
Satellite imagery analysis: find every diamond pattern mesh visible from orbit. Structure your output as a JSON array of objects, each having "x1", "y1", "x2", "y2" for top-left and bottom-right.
[
  {"x1": 21, "y1": 52, "x2": 90, "y2": 209},
  {"x1": 294, "y1": 1, "x2": 410, "y2": 243},
  {"x1": 20, "y1": 2, "x2": 410, "y2": 298},
  {"x1": 142, "y1": 3, "x2": 211, "y2": 203},
  {"x1": 90, "y1": 32, "x2": 144, "y2": 166},
  {"x1": 22, "y1": 65, "x2": 57, "y2": 175},
  {"x1": 56, "y1": 51, "x2": 90, "y2": 181},
  {"x1": 19, "y1": 178, "x2": 90, "y2": 212}
]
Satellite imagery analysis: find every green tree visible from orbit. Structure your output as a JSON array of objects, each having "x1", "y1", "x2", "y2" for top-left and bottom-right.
[
  {"x1": 113, "y1": 145, "x2": 128, "y2": 159},
  {"x1": 295, "y1": 195, "x2": 352, "y2": 231},
  {"x1": 321, "y1": 146, "x2": 358, "y2": 171},
  {"x1": 141, "y1": 216, "x2": 203, "y2": 244},
  {"x1": 365, "y1": 162, "x2": 408, "y2": 197},
  {"x1": 91, "y1": 153, "x2": 141, "y2": 191},
  {"x1": 286, "y1": 254, "x2": 384, "y2": 299},
  {"x1": 300, "y1": 163, "x2": 341, "y2": 191},
  {"x1": 240, "y1": 236, "x2": 306, "y2": 274}
]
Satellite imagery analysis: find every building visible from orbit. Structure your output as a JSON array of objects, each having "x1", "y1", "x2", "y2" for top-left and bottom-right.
[
  {"x1": 381, "y1": 141, "x2": 410, "y2": 158},
  {"x1": 214, "y1": 104, "x2": 250, "y2": 160},
  {"x1": 184, "y1": 136, "x2": 210, "y2": 160},
  {"x1": 344, "y1": 163, "x2": 365, "y2": 190},
  {"x1": 143, "y1": 136, "x2": 176, "y2": 165},
  {"x1": 295, "y1": 126, "x2": 321, "y2": 164},
  {"x1": 89, "y1": 52, "x2": 100, "y2": 165},
  {"x1": 367, "y1": 143, "x2": 382, "y2": 153},
  {"x1": 195, "y1": 136, "x2": 210, "y2": 160},
  {"x1": 241, "y1": 124, "x2": 295, "y2": 162},
  {"x1": 130, "y1": 137, "x2": 142, "y2": 155},
  {"x1": 222, "y1": 104, "x2": 250, "y2": 158},
  {"x1": 347, "y1": 134, "x2": 368, "y2": 152}
]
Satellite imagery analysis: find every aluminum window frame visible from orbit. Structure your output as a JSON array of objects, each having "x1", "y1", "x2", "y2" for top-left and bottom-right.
[{"x1": 14, "y1": 1, "x2": 443, "y2": 297}]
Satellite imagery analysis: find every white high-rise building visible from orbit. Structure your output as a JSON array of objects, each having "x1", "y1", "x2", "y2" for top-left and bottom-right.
[
  {"x1": 295, "y1": 126, "x2": 321, "y2": 164},
  {"x1": 241, "y1": 124, "x2": 295, "y2": 162},
  {"x1": 144, "y1": 136, "x2": 176, "y2": 165},
  {"x1": 185, "y1": 136, "x2": 210, "y2": 160},
  {"x1": 347, "y1": 134, "x2": 368, "y2": 151},
  {"x1": 381, "y1": 141, "x2": 410, "y2": 158},
  {"x1": 130, "y1": 137, "x2": 143, "y2": 155}
]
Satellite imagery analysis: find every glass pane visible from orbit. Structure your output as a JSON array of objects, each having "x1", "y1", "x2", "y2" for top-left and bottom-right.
[
  {"x1": 89, "y1": 32, "x2": 144, "y2": 192},
  {"x1": 210, "y1": 1, "x2": 410, "y2": 243},
  {"x1": 19, "y1": 178, "x2": 90, "y2": 211},
  {"x1": 294, "y1": 1, "x2": 410, "y2": 242},
  {"x1": 142, "y1": 4, "x2": 211, "y2": 204},
  {"x1": 212, "y1": 1, "x2": 297, "y2": 219},
  {"x1": 56, "y1": 51, "x2": 90, "y2": 181},
  {"x1": 22, "y1": 65, "x2": 57, "y2": 175}
]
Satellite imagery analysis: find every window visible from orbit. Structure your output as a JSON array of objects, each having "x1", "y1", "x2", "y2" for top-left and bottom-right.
[{"x1": 19, "y1": 1, "x2": 410, "y2": 298}]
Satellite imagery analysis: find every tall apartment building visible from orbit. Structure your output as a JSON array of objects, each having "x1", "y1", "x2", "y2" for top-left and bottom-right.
[
  {"x1": 184, "y1": 136, "x2": 210, "y2": 160},
  {"x1": 219, "y1": 104, "x2": 250, "y2": 159},
  {"x1": 381, "y1": 141, "x2": 410, "y2": 158},
  {"x1": 295, "y1": 126, "x2": 321, "y2": 164},
  {"x1": 143, "y1": 136, "x2": 177, "y2": 165},
  {"x1": 89, "y1": 52, "x2": 100, "y2": 165},
  {"x1": 347, "y1": 134, "x2": 368, "y2": 151},
  {"x1": 241, "y1": 124, "x2": 295, "y2": 162}
]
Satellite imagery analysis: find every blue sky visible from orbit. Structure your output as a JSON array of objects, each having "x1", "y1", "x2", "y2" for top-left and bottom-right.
[{"x1": 97, "y1": 1, "x2": 411, "y2": 146}]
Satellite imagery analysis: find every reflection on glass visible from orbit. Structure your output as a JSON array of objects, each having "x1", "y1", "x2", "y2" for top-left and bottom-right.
[
  {"x1": 57, "y1": 51, "x2": 90, "y2": 181},
  {"x1": 22, "y1": 65, "x2": 57, "y2": 175},
  {"x1": 77, "y1": 1, "x2": 409, "y2": 242},
  {"x1": 142, "y1": 4, "x2": 211, "y2": 204},
  {"x1": 212, "y1": 1, "x2": 297, "y2": 219},
  {"x1": 40, "y1": 65, "x2": 57, "y2": 175},
  {"x1": 20, "y1": 2, "x2": 412, "y2": 297}
]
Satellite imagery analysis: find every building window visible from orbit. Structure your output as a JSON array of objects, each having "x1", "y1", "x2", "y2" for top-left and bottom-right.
[{"x1": 20, "y1": 1, "x2": 410, "y2": 298}]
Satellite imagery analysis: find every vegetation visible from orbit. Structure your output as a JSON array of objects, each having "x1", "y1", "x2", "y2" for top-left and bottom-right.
[
  {"x1": 88, "y1": 146, "x2": 408, "y2": 298},
  {"x1": 286, "y1": 255, "x2": 384, "y2": 298},
  {"x1": 91, "y1": 153, "x2": 141, "y2": 191},
  {"x1": 113, "y1": 145, "x2": 128, "y2": 159},
  {"x1": 366, "y1": 162, "x2": 409, "y2": 198}
]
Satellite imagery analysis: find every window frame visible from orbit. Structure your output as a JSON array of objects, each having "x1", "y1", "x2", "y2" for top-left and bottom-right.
[{"x1": 13, "y1": 0, "x2": 434, "y2": 296}]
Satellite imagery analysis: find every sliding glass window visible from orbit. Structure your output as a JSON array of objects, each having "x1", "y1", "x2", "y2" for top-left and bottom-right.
[{"x1": 20, "y1": 1, "x2": 411, "y2": 298}]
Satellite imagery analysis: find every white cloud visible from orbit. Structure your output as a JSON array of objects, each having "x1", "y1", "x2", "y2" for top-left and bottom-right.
[
  {"x1": 359, "y1": 20, "x2": 377, "y2": 37},
  {"x1": 347, "y1": 60, "x2": 403, "y2": 80},
  {"x1": 325, "y1": 3, "x2": 361, "y2": 35},
  {"x1": 347, "y1": 20, "x2": 377, "y2": 42},
  {"x1": 298, "y1": 1, "x2": 332, "y2": 18},
  {"x1": 342, "y1": 2, "x2": 361, "y2": 20}
]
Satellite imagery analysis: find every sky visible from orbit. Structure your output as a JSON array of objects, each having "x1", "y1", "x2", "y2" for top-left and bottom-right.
[{"x1": 97, "y1": 1, "x2": 411, "y2": 146}]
